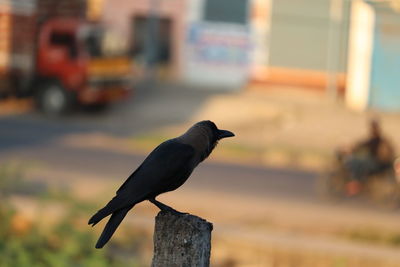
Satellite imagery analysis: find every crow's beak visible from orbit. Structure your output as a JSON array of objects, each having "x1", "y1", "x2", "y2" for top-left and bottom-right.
[{"x1": 217, "y1": 129, "x2": 235, "y2": 139}]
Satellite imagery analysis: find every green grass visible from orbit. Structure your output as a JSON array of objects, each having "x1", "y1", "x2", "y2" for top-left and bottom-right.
[{"x1": 342, "y1": 227, "x2": 400, "y2": 248}]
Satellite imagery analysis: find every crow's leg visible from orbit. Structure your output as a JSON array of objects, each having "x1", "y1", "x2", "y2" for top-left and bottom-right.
[{"x1": 149, "y1": 198, "x2": 187, "y2": 215}]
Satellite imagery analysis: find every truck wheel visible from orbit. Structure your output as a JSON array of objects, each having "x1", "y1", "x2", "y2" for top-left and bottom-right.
[{"x1": 35, "y1": 82, "x2": 72, "y2": 116}]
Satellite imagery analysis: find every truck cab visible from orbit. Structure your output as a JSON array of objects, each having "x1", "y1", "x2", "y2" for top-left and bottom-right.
[{"x1": 34, "y1": 18, "x2": 132, "y2": 115}]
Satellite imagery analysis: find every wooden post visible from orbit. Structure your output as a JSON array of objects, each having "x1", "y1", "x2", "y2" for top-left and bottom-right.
[{"x1": 151, "y1": 211, "x2": 213, "y2": 267}]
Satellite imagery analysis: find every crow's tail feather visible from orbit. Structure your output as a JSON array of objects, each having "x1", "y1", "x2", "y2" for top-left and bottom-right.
[
  {"x1": 88, "y1": 196, "x2": 128, "y2": 226},
  {"x1": 95, "y1": 206, "x2": 131, "y2": 249},
  {"x1": 89, "y1": 193, "x2": 146, "y2": 226},
  {"x1": 88, "y1": 207, "x2": 111, "y2": 227}
]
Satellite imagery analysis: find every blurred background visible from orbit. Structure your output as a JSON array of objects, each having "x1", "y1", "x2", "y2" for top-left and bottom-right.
[{"x1": 2, "y1": 0, "x2": 400, "y2": 266}]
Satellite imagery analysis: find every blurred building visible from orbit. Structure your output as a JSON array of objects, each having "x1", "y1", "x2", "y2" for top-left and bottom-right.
[
  {"x1": 183, "y1": 0, "x2": 251, "y2": 88},
  {"x1": 346, "y1": 0, "x2": 400, "y2": 112},
  {"x1": 98, "y1": 0, "x2": 355, "y2": 91},
  {"x1": 264, "y1": 0, "x2": 351, "y2": 91},
  {"x1": 4, "y1": 0, "x2": 399, "y2": 106},
  {"x1": 100, "y1": 0, "x2": 186, "y2": 82},
  {"x1": 101, "y1": 0, "x2": 259, "y2": 88}
]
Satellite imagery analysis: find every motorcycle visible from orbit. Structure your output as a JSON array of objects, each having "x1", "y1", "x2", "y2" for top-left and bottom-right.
[{"x1": 317, "y1": 153, "x2": 400, "y2": 209}]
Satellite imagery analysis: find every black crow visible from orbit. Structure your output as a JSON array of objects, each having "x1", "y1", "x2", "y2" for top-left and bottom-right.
[{"x1": 89, "y1": 120, "x2": 234, "y2": 248}]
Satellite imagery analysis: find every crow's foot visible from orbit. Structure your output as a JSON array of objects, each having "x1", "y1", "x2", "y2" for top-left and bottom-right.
[{"x1": 149, "y1": 198, "x2": 188, "y2": 215}]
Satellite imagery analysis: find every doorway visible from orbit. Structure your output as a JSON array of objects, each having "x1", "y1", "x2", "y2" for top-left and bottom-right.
[{"x1": 131, "y1": 15, "x2": 173, "y2": 69}]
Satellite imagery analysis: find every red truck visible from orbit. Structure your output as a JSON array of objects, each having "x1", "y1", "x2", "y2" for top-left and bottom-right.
[{"x1": 0, "y1": 1, "x2": 132, "y2": 115}]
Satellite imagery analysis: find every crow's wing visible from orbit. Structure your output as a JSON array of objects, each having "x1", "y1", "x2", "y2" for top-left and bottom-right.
[
  {"x1": 117, "y1": 139, "x2": 195, "y2": 193},
  {"x1": 88, "y1": 140, "x2": 195, "y2": 225}
]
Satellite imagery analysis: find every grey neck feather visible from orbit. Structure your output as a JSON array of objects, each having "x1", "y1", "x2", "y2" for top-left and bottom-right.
[{"x1": 177, "y1": 125, "x2": 217, "y2": 161}]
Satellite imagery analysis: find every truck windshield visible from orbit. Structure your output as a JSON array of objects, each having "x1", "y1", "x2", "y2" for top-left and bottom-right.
[
  {"x1": 81, "y1": 25, "x2": 128, "y2": 58},
  {"x1": 50, "y1": 32, "x2": 78, "y2": 58}
]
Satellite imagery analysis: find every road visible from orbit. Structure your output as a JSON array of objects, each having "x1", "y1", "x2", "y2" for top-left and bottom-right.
[
  {"x1": 0, "y1": 83, "x2": 316, "y2": 200},
  {"x1": 1, "y1": 83, "x2": 399, "y2": 210},
  {"x1": 1, "y1": 139, "x2": 316, "y2": 201}
]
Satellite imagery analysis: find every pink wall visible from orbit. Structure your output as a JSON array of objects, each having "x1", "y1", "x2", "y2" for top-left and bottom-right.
[{"x1": 102, "y1": 0, "x2": 186, "y2": 79}]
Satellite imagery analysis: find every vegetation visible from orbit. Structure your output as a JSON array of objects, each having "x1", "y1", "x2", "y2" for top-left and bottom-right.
[
  {"x1": 0, "y1": 164, "x2": 145, "y2": 267},
  {"x1": 343, "y1": 228, "x2": 400, "y2": 248}
]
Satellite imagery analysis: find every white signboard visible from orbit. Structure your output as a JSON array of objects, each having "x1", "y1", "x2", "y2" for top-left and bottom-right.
[{"x1": 184, "y1": 22, "x2": 250, "y2": 88}]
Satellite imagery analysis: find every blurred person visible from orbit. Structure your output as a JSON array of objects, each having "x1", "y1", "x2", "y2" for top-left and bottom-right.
[{"x1": 338, "y1": 118, "x2": 395, "y2": 195}]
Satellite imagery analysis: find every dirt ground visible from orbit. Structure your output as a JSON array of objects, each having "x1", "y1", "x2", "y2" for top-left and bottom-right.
[{"x1": 14, "y1": 166, "x2": 400, "y2": 267}]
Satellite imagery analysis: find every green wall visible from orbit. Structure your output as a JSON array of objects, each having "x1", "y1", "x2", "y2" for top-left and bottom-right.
[{"x1": 269, "y1": 0, "x2": 351, "y2": 72}]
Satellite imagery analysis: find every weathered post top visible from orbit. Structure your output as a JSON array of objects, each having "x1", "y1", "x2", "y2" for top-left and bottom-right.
[{"x1": 151, "y1": 211, "x2": 213, "y2": 267}]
